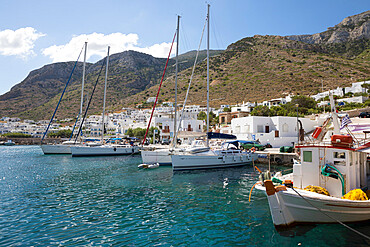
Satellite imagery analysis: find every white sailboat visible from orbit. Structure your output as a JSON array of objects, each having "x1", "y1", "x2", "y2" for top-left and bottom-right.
[
  {"x1": 71, "y1": 46, "x2": 140, "y2": 157},
  {"x1": 141, "y1": 15, "x2": 183, "y2": 165},
  {"x1": 171, "y1": 5, "x2": 258, "y2": 171},
  {"x1": 255, "y1": 95, "x2": 370, "y2": 228},
  {"x1": 41, "y1": 42, "x2": 88, "y2": 154}
]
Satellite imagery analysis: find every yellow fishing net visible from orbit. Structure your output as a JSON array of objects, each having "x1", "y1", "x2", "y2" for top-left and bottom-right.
[
  {"x1": 341, "y1": 189, "x2": 369, "y2": 201},
  {"x1": 304, "y1": 185, "x2": 330, "y2": 196}
]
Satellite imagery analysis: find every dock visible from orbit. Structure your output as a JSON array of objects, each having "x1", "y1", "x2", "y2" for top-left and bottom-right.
[{"x1": 255, "y1": 148, "x2": 298, "y2": 166}]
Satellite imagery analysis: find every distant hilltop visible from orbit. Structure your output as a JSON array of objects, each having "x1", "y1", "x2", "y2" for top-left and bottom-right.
[
  {"x1": 0, "y1": 11, "x2": 369, "y2": 120},
  {"x1": 287, "y1": 10, "x2": 370, "y2": 44}
]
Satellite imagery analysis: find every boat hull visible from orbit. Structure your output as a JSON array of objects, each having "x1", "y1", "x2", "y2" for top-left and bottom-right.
[
  {"x1": 171, "y1": 152, "x2": 258, "y2": 171},
  {"x1": 71, "y1": 146, "x2": 140, "y2": 157},
  {"x1": 264, "y1": 187, "x2": 370, "y2": 226},
  {"x1": 141, "y1": 149, "x2": 172, "y2": 165},
  {"x1": 41, "y1": 144, "x2": 72, "y2": 154}
]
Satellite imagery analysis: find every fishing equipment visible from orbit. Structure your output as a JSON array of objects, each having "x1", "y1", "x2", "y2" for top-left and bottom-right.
[
  {"x1": 304, "y1": 185, "x2": 330, "y2": 196},
  {"x1": 321, "y1": 164, "x2": 345, "y2": 195},
  {"x1": 342, "y1": 189, "x2": 369, "y2": 201}
]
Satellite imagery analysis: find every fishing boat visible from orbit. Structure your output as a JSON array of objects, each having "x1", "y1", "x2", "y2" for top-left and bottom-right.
[
  {"x1": 255, "y1": 95, "x2": 370, "y2": 227},
  {"x1": 171, "y1": 5, "x2": 258, "y2": 171},
  {"x1": 41, "y1": 42, "x2": 88, "y2": 154},
  {"x1": 71, "y1": 46, "x2": 140, "y2": 157},
  {"x1": 3, "y1": 140, "x2": 15, "y2": 146}
]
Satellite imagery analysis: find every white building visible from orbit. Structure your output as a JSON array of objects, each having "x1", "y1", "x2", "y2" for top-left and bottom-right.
[
  {"x1": 229, "y1": 116, "x2": 325, "y2": 147},
  {"x1": 337, "y1": 96, "x2": 368, "y2": 104},
  {"x1": 344, "y1": 81, "x2": 370, "y2": 94},
  {"x1": 231, "y1": 102, "x2": 255, "y2": 113},
  {"x1": 146, "y1": 97, "x2": 157, "y2": 103},
  {"x1": 259, "y1": 95, "x2": 293, "y2": 109}
]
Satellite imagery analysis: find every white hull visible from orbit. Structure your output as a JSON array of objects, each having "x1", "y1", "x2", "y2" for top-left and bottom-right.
[
  {"x1": 141, "y1": 149, "x2": 172, "y2": 165},
  {"x1": 171, "y1": 152, "x2": 258, "y2": 171},
  {"x1": 71, "y1": 145, "x2": 140, "y2": 157},
  {"x1": 260, "y1": 185, "x2": 370, "y2": 226},
  {"x1": 41, "y1": 144, "x2": 72, "y2": 154}
]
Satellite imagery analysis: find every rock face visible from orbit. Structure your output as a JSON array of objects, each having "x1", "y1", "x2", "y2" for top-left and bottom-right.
[{"x1": 287, "y1": 10, "x2": 370, "y2": 44}]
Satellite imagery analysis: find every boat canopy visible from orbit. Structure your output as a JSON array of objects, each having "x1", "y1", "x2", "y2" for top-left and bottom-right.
[
  {"x1": 355, "y1": 142, "x2": 370, "y2": 153},
  {"x1": 207, "y1": 132, "x2": 236, "y2": 140}
]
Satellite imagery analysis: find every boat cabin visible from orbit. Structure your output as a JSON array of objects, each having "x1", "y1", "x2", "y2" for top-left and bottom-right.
[{"x1": 294, "y1": 140, "x2": 368, "y2": 198}]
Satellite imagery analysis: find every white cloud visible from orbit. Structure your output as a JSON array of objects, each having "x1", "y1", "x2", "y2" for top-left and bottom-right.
[
  {"x1": 42, "y1": 32, "x2": 175, "y2": 63},
  {"x1": 0, "y1": 27, "x2": 45, "y2": 59}
]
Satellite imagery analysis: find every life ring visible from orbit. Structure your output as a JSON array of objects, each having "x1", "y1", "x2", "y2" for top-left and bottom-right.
[{"x1": 251, "y1": 147, "x2": 256, "y2": 152}]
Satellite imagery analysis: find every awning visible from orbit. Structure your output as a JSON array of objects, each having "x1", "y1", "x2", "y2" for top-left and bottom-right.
[
  {"x1": 177, "y1": 131, "x2": 206, "y2": 138},
  {"x1": 207, "y1": 132, "x2": 236, "y2": 140},
  {"x1": 355, "y1": 142, "x2": 370, "y2": 153}
]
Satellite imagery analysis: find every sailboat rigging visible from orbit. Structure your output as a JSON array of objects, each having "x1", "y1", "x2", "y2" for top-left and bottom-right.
[{"x1": 40, "y1": 43, "x2": 87, "y2": 154}]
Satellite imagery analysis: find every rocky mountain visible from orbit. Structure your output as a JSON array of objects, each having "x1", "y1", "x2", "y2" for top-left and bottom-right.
[
  {"x1": 287, "y1": 11, "x2": 370, "y2": 44},
  {"x1": 120, "y1": 35, "x2": 369, "y2": 109},
  {"x1": 0, "y1": 49, "x2": 222, "y2": 120},
  {"x1": 287, "y1": 10, "x2": 370, "y2": 58},
  {"x1": 0, "y1": 11, "x2": 369, "y2": 120}
]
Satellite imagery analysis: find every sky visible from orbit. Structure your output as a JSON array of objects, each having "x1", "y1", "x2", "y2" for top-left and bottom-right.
[{"x1": 0, "y1": 0, "x2": 369, "y2": 95}]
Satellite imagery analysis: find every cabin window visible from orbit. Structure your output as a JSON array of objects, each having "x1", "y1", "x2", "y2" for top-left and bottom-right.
[
  {"x1": 257, "y1": 125, "x2": 264, "y2": 133},
  {"x1": 303, "y1": 151, "x2": 312, "y2": 162},
  {"x1": 333, "y1": 152, "x2": 345, "y2": 159}
]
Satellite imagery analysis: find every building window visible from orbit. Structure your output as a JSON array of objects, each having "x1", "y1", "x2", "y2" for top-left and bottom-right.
[
  {"x1": 303, "y1": 151, "x2": 312, "y2": 162},
  {"x1": 257, "y1": 125, "x2": 264, "y2": 133}
]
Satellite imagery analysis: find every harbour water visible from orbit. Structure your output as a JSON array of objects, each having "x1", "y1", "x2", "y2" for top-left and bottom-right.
[{"x1": 0, "y1": 146, "x2": 369, "y2": 246}]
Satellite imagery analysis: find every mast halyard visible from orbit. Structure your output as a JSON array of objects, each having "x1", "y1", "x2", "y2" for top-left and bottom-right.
[
  {"x1": 174, "y1": 15, "x2": 180, "y2": 148},
  {"x1": 102, "y1": 46, "x2": 110, "y2": 143},
  {"x1": 206, "y1": 4, "x2": 210, "y2": 147},
  {"x1": 80, "y1": 42, "x2": 87, "y2": 118},
  {"x1": 77, "y1": 42, "x2": 87, "y2": 142}
]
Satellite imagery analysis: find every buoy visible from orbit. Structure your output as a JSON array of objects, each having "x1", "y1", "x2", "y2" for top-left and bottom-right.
[{"x1": 251, "y1": 147, "x2": 256, "y2": 152}]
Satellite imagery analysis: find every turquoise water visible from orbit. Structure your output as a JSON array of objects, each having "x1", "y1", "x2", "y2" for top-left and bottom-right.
[{"x1": 0, "y1": 146, "x2": 369, "y2": 246}]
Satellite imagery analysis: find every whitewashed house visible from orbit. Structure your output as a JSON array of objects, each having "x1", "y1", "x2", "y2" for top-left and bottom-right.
[{"x1": 230, "y1": 116, "x2": 325, "y2": 147}]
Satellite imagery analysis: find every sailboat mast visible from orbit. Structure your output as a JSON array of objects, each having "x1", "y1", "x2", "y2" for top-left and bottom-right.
[
  {"x1": 174, "y1": 15, "x2": 180, "y2": 147},
  {"x1": 80, "y1": 42, "x2": 87, "y2": 116},
  {"x1": 102, "y1": 46, "x2": 110, "y2": 143},
  {"x1": 206, "y1": 4, "x2": 210, "y2": 147}
]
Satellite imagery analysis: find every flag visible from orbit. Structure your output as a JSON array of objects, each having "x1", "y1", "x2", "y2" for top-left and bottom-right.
[{"x1": 340, "y1": 115, "x2": 352, "y2": 129}]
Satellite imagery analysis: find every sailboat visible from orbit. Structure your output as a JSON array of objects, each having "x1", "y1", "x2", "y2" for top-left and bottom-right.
[
  {"x1": 41, "y1": 42, "x2": 88, "y2": 154},
  {"x1": 70, "y1": 46, "x2": 140, "y2": 157},
  {"x1": 171, "y1": 5, "x2": 258, "y2": 171},
  {"x1": 141, "y1": 15, "x2": 183, "y2": 165}
]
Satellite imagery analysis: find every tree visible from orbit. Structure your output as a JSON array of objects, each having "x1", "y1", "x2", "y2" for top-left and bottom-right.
[
  {"x1": 133, "y1": 128, "x2": 146, "y2": 138},
  {"x1": 126, "y1": 128, "x2": 134, "y2": 137},
  {"x1": 3, "y1": 133, "x2": 32, "y2": 138},
  {"x1": 148, "y1": 127, "x2": 160, "y2": 143},
  {"x1": 250, "y1": 105, "x2": 270, "y2": 116},
  {"x1": 197, "y1": 111, "x2": 207, "y2": 120},
  {"x1": 361, "y1": 83, "x2": 370, "y2": 94},
  {"x1": 223, "y1": 107, "x2": 231, "y2": 112},
  {"x1": 48, "y1": 129, "x2": 72, "y2": 138}
]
